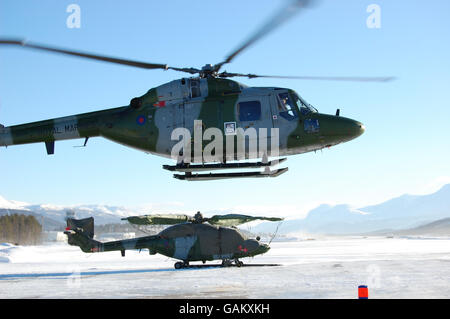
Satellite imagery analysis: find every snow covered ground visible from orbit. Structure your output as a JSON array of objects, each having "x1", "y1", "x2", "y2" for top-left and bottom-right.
[{"x1": 1, "y1": 237, "x2": 449, "y2": 299}]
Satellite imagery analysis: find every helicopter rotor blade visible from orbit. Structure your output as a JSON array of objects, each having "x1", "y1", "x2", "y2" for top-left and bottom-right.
[
  {"x1": 213, "y1": 0, "x2": 315, "y2": 73},
  {"x1": 121, "y1": 214, "x2": 194, "y2": 225},
  {"x1": 0, "y1": 38, "x2": 202, "y2": 74},
  {"x1": 218, "y1": 72, "x2": 395, "y2": 82},
  {"x1": 207, "y1": 214, "x2": 284, "y2": 226},
  {"x1": 167, "y1": 66, "x2": 202, "y2": 74}
]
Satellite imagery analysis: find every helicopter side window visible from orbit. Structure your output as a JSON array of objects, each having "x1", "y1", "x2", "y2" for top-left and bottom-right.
[
  {"x1": 304, "y1": 119, "x2": 320, "y2": 133},
  {"x1": 190, "y1": 80, "x2": 201, "y2": 98},
  {"x1": 238, "y1": 101, "x2": 261, "y2": 121},
  {"x1": 277, "y1": 93, "x2": 298, "y2": 120}
]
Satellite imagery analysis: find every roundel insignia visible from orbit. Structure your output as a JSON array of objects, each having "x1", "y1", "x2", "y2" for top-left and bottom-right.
[{"x1": 136, "y1": 115, "x2": 146, "y2": 125}]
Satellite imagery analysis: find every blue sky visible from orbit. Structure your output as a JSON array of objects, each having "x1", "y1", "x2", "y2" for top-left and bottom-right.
[{"x1": 0, "y1": 0, "x2": 449, "y2": 217}]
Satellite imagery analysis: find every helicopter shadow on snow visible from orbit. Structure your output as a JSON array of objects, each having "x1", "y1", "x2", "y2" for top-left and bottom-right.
[
  {"x1": 0, "y1": 267, "x2": 213, "y2": 281},
  {"x1": 0, "y1": 263, "x2": 281, "y2": 281}
]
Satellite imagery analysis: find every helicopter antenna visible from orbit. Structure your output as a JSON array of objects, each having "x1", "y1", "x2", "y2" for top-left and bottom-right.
[{"x1": 268, "y1": 220, "x2": 283, "y2": 245}]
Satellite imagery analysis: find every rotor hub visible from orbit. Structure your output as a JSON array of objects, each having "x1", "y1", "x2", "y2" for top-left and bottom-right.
[{"x1": 200, "y1": 64, "x2": 218, "y2": 78}]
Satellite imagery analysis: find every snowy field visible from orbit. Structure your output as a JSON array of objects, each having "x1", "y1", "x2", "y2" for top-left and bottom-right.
[{"x1": 1, "y1": 237, "x2": 449, "y2": 299}]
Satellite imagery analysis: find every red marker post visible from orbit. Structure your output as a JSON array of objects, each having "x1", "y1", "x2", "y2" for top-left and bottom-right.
[{"x1": 358, "y1": 285, "x2": 369, "y2": 299}]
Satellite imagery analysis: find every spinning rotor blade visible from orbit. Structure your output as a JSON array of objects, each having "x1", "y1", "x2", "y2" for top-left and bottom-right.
[
  {"x1": 122, "y1": 213, "x2": 283, "y2": 226},
  {"x1": 121, "y1": 214, "x2": 193, "y2": 225},
  {"x1": 218, "y1": 72, "x2": 395, "y2": 82},
  {"x1": 213, "y1": 0, "x2": 315, "y2": 72},
  {"x1": 0, "y1": 38, "x2": 201, "y2": 74},
  {"x1": 207, "y1": 214, "x2": 283, "y2": 226}
]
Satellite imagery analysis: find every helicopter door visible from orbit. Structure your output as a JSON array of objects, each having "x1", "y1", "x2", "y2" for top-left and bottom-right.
[
  {"x1": 197, "y1": 224, "x2": 221, "y2": 258},
  {"x1": 165, "y1": 100, "x2": 187, "y2": 162},
  {"x1": 175, "y1": 102, "x2": 185, "y2": 129},
  {"x1": 236, "y1": 96, "x2": 273, "y2": 160},
  {"x1": 274, "y1": 92, "x2": 298, "y2": 121}
]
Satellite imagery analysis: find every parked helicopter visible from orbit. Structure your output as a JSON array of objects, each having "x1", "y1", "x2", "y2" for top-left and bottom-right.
[
  {"x1": 0, "y1": 1, "x2": 392, "y2": 180},
  {"x1": 64, "y1": 211, "x2": 283, "y2": 268}
]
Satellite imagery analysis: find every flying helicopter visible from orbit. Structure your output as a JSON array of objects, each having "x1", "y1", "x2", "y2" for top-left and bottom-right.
[
  {"x1": 64, "y1": 211, "x2": 283, "y2": 269},
  {"x1": 0, "y1": 0, "x2": 392, "y2": 181}
]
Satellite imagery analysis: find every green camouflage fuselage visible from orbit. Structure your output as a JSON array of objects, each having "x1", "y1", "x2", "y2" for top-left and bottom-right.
[
  {"x1": 67, "y1": 219, "x2": 269, "y2": 262},
  {"x1": 0, "y1": 77, "x2": 364, "y2": 162}
]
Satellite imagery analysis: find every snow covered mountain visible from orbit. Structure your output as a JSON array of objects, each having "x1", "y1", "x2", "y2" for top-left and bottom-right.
[
  {"x1": 0, "y1": 196, "x2": 135, "y2": 229},
  {"x1": 0, "y1": 196, "x2": 29, "y2": 210},
  {"x1": 1, "y1": 184, "x2": 449, "y2": 234},
  {"x1": 393, "y1": 217, "x2": 450, "y2": 236},
  {"x1": 25, "y1": 204, "x2": 134, "y2": 225},
  {"x1": 253, "y1": 184, "x2": 450, "y2": 235}
]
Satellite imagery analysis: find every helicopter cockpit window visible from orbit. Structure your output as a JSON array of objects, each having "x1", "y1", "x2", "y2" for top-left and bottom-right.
[
  {"x1": 190, "y1": 80, "x2": 201, "y2": 98},
  {"x1": 277, "y1": 93, "x2": 298, "y2": 120},
  {"x1": 234, "y1": 228, "x2": 247, "y2": 240},
  {"x1": 292, "y1": 93, "x2": 318, "y2": 116},
  {"x1": 238, "y1": 101, "x2": 261, "y2": 122}
]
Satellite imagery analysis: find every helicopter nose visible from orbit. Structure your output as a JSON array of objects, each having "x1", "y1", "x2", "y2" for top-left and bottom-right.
[
  {"x1": 244, "y1": 240, "x2": 270, "y2": 256},
  {"x1": 354, "y1": 121, "x2": 365, "y2": 137},
  {"x1": 344, "y1": 119, "x2": 365, "y2": 140},
  {"x1": 258, "y1": 243, "x2": 270, "y2": 254}
]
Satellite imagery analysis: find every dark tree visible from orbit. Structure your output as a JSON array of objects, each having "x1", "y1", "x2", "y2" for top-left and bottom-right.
[{"x1": 0, "y1": 214, "x2": 42, "y2": 245}]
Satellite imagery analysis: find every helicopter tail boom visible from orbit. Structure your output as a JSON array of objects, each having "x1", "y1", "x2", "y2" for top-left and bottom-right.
[
  {"x1": 0, "y1": 106, "x2": 128, "y2": 153},
  {"x1": 0, "y1": 115, "x2": 89, "y2": 150},
  {"x1": 0, "y1": 124, "x2": 12, "y2": 147},
  {"x1": 64, "y1": 217, "x2": 160, "y2": 255}
]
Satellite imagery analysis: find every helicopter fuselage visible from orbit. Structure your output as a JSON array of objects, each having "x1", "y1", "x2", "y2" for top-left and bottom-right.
[
  {"x1": 154, "y1": 222, "x2": 269, "y2": 262},
  {"x1": 66, "y1": 219, "x2": 269, "y2": 265},
  {"x1": 0, "y1": 77, "x2": 364, "y2": 163}
]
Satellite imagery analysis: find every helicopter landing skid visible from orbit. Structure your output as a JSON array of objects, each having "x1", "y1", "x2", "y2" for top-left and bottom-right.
[
  {"x1": 172, "y1": 168, "x2": 288, "y2": 181},
  {"x1": 173, "y1": 261, "x2": 281, "y2": 269},
  {"x1": 164, "y1": 158, "x2": 288, "y2": 181},
  {"x1": 164, "y1": 158, "x2": 286, "y2": 173}
]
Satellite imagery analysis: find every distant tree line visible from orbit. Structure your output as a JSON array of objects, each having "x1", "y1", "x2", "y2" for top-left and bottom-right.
[{"x1": 0, "y1": 214, "x2": 42, "y2": 245}]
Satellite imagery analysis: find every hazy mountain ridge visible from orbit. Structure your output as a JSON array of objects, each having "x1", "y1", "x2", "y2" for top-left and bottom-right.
[
  {"x1": 1, "y1": 184, "x2": 449, "y2": 235},
  {"x1": 368, "y1": 217, "x2": 450, "y2": 237},
  {"x1": 253, "y1": 184, "x2": 450, "y2": 235},
  {"x1": 0, "y1": 195, "x2": 134, "y2": 229}
]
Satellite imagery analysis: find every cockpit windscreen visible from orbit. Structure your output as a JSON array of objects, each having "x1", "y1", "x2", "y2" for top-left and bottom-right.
[{"x1": 292, "y1": 93, "x2": 318, "y2": 115}]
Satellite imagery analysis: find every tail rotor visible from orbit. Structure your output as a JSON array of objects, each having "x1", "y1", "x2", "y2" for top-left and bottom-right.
[{"x1": 64, "y1": 217, "x2": 101, "y2": 252}]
